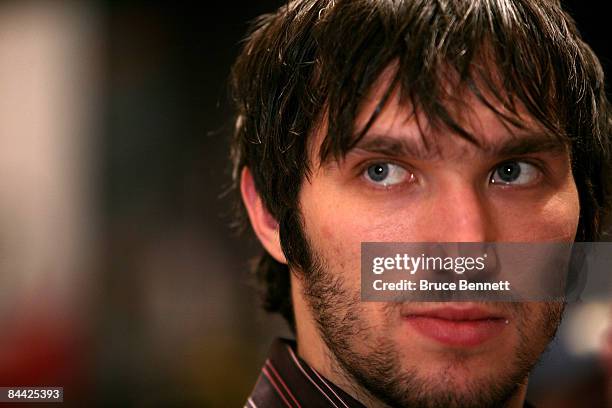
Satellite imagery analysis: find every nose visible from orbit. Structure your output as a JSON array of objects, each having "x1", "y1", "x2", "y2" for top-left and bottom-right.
[
  {"x1": 419, "y1": 183, "x2": 498, "y2": 293},
  {"x1": 422, "y1": 183, "x2": 494, "y2": 243}
]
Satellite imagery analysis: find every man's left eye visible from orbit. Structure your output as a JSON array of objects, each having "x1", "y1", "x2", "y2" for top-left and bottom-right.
[
  {"x1": 490, "y1": 161, "x2": 540, "y2": 186},
  {"x1": 363, "y1": 162, "x2": 411, "y2": 187}
]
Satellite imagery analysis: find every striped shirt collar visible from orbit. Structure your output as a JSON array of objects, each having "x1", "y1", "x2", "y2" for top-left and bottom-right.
[{"x1": 245, "y1": 338, "x2": 365, "y2": 408}]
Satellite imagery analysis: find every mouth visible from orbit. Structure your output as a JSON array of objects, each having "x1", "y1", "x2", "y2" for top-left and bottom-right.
[{"x1": 401, "y1": 305, "x2": 509, "y2": 347}]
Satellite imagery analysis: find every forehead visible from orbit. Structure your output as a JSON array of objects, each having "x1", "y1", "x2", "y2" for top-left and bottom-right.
[{"x1": 309, "y1": 66, "x2": 562, "y2": 166}]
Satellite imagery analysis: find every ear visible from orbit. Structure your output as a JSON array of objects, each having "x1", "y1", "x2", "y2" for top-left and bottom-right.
[{"x1": 240, "y1": 167, "x2": 287, "y2": 264}]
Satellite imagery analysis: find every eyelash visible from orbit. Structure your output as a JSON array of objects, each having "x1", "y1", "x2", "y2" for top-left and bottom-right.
[
  {"x1": 487, "y1": 158, "x2": 547, "y2": 187},
  {"x1": 356, "y1": 158, "x2": 548, "y2": 189},
  {"x1": 357, "y1": 159, "x2": 414, "y2": 189}
]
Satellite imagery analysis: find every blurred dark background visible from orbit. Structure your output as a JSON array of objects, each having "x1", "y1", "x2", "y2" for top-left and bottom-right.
[{"x1": 0, "y1": 0, "x2": 609, "y2": 406}]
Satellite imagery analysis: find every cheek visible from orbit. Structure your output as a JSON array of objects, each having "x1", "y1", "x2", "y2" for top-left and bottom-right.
[
  {"x1": 519, "y1": 302, "x2": 564, "y2": 348},
  {"x1": 542, "y1": 189, "x2": 580, "y2": 237},
  {"x1": 303, "y1": 205, "x2": 372, "y2": 281},
  {"x1": 300, "y1": 179, "x2": 417, "y2": 288},
  {"x1": 493, "y1": 182, "x2": 580, "y2": 241},
  {"x1": 302, "y1": 178, "x2": 423, "y2": 245}
]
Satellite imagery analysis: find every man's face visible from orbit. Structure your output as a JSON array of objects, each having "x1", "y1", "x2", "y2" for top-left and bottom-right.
[{"x1": 295, "y1": 79, "x2": 580, "y2": 407}]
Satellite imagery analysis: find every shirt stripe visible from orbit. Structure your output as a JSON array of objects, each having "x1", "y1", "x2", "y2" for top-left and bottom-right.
[
  {"x1": 286, "y1": 344, "x2": 341, "y2": 408},
  {"x1": 266, "y1": 359, "x2": 302, "y2": 408},
  {"x1": 311, "y1": 365, "x2": 350, "y2": 408},
  {"x1": 246, "y1": 339, "x2": 365, "y2": 407},
  {"x1": 262, "y1": 366, "x2": 294, "y2": 408}
]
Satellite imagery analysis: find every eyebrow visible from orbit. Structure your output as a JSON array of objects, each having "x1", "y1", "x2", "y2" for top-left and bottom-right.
[{"x1": 348, "y1": 132, "x2": 568, "y2": 160}]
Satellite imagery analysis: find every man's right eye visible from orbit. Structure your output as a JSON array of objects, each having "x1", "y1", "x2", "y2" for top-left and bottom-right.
[{"x1": 363, "y1": 162, "x2": 412, "y2": 187}]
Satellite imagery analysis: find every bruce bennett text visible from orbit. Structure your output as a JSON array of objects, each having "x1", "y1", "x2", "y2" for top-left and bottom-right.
[{"x1": 372, "y1": 279, "x2": 511, "y2": 291}]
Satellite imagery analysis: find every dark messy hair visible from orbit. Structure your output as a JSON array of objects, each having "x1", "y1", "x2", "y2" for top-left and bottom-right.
[{"x1": 229, "y1": 0, "x2": 612, "y2": 331}]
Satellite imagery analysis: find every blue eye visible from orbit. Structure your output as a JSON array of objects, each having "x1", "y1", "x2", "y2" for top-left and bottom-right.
[
  {"x1": 490, "y1": 161, "x2": 539, "y2": 185},
  {"x1": 364, "y1": 163, "x2": 411, "y2": 187}
]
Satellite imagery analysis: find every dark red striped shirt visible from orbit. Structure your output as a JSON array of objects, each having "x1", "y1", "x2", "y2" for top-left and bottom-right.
[{"x1": 245, "y1": 338, "x2": 364, "y2": 408}]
